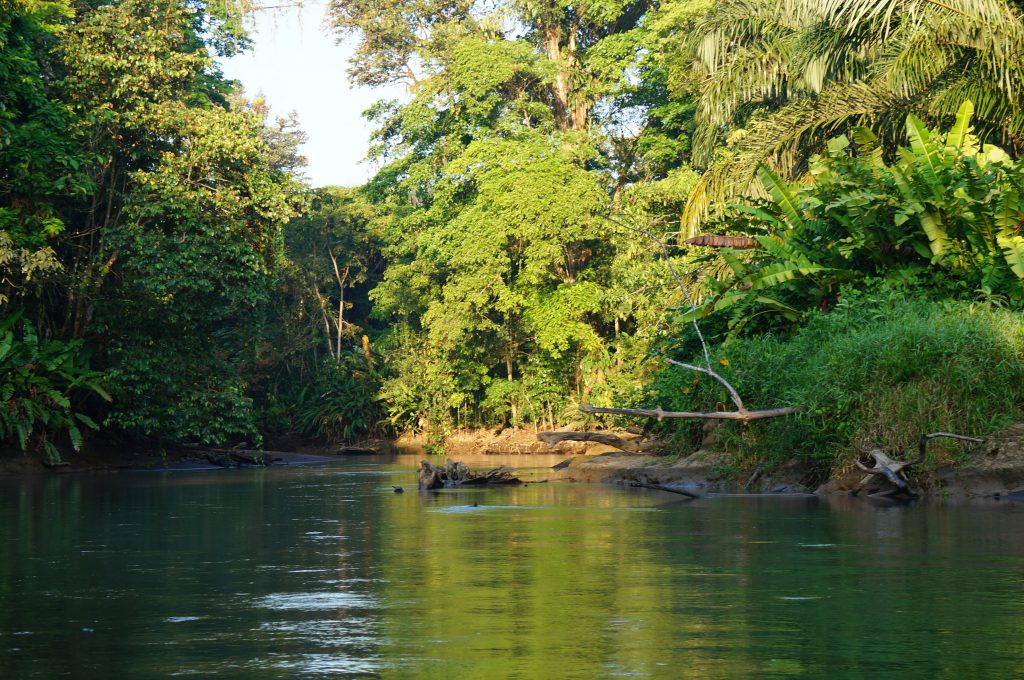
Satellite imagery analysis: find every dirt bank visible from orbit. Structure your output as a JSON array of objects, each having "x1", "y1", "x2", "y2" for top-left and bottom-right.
[
  {"x1": 551, "y1": 422, "x2": 1024, "y2": 499},
  {"x1": 0, "y1": 437, "x2": 399, "y2": 477},
  {"x1": 395, "y1": 428, "x2": 629, "y2": 457}
]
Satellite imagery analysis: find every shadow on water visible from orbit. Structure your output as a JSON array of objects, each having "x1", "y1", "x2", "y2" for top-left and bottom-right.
[{"x1": 2, "y1": 458, "x2": 1024, "y2": 678}]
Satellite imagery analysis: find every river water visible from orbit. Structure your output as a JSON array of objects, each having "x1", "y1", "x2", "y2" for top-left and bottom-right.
[{"x1": 1, "y1": 455, "x2": 1023, "y2": 678}]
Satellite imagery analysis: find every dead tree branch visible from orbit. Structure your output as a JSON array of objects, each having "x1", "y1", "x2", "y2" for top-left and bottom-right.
[
  {"x1": 629, "y1": 481, "x2": 700, "y2": 499},
  {"x1": 854, "y1": 432, "x2": 983, "y2": 496},
  {"x1": 665, "y1": 359, "x2": 745, "y2": 412},
  {"x1": 580, "y1": 359, "x2": 797, "y2": 423},
  {"x1": 580, "y1": 403, "x2": 798, "y2": 422}
]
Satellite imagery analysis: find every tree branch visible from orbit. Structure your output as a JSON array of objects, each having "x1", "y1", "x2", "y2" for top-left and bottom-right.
[
  {"x1": 537, "y1": 431, "x2": 649, "y2": 452},
  {"x1": 579, "y1": 404, "x2": 797, "y2": 421},
  {"x1": 580, "y1": 358, "x2": 796, "y2": 422},
  {"x1": 665, "y1": 358, "x2": 745, "y2": 412}
]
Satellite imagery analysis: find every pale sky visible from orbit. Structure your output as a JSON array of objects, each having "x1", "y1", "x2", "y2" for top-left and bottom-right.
[{"x1": 220, "y1": 1, "x2": 409, "y2": 188}]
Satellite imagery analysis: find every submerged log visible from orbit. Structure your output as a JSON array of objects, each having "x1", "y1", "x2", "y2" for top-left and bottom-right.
[{"x1": 418, "y1": 459, "x2": 522, "y2": 490}]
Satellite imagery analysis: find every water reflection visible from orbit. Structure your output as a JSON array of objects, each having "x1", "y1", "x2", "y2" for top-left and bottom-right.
[{"x1": 1, "y1": 459, "x2": 1023, "y2": 678}]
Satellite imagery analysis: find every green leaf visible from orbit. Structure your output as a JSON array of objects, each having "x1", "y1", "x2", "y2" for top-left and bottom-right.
[
  {"x1": 946, "y1": 100, "x2": 975, "y2": 155},
  {"x1": 756, "y1": 164, "x2": 806, "y2": 230},
  {"x1": 0, "y1": 332, "x2": 13, "y2": 364},
  {"x1": 996, "y1": 232, "x2": 1024, "y2": 279},
  {"x1": 75, "y1": 413, "x2": 100, "y2": 430},
  {"x1": 749, "y1": 261, "x2": 828, "y2": 289},
  {"x1": 730, "y1": 203, "x2": 786, "y2": 229},
  {"x1": 68, "y1": 422, "x2": 83, "y2": 451},
  {"x1": 904, "y1": 114, "x2": 944, "y2": 201}
]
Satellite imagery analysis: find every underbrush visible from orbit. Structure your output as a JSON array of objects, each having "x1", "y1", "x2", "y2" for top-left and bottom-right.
[
  {"x1": 646, "y1": 291, "x2": 1024, "y2": 475},
  {"x1": 256, "y1": 349, "x2": 383, "y2": 443}
]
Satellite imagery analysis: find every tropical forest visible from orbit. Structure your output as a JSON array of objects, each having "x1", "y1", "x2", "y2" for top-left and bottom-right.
[
  {"x1": 4, "y1": 0, "x2": 1024, "y2": 474},
  {"x1": 5, "y1": 0, "x2": 1024, "y2": 676}
]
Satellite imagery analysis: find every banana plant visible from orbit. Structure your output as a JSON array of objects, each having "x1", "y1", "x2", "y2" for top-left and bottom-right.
[{"x1": 683, "y1": 100, "x2": 1024, "y2": 335}]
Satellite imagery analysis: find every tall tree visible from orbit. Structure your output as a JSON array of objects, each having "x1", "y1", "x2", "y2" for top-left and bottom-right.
[{"x1": 330, "y1": 0, "x2": 702, "y2": 430}]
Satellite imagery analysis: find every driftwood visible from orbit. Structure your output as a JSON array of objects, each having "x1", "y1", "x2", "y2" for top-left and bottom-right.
[
  {"x1": 537, "y1": 431, "x2": 653, "y2": 452},
  {"x1": 854, "y1": 432, "x2": 983, "y2": 497},
  {"x1": 580, "y1": 359, "x2": 797, "y2": 423},
  {"x1": 418, "y1": 459, "x2": 522, "y2": 490}
]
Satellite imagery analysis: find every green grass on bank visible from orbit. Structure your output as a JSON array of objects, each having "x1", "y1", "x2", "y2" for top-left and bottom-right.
[{"x1": 647, "y1": 291, "x2": 1024, "y2": 476}]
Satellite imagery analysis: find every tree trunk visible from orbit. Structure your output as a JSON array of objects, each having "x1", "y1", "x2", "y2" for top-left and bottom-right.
[
  {"x1": 506, "y1": 351, "x2": 518, "y2": 424},
  {"x1": 542, "y1": 23, "x2": 589, "y2": 132}
]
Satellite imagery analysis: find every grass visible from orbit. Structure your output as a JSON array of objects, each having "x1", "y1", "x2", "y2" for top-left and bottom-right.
[{"x1": 646, "y1": 293, "x2": 1024, "y2": 476}]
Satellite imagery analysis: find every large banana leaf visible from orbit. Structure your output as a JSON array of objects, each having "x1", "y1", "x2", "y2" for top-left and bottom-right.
[
  {"x1": 945, "y1": 100, "x2": 976, "y2": 159},
  {"x1": 749, "y1": 261, "x2": 828, "y2": 289},
  {"x1": 997, "y1": 232, "x2": 1024, "y2": 278},
  {"x1": 756, "y1": 164, "x2": 807, "y2": 230},
  {"x1": 891, "y1": 165, "x2": 948, "y2": 257},
  {"x1": 905, "y1": 114, "x2": 945, "y2": 201},
  {"x1": 754, "y1": 234, "x2": 816, "y2": 268}
]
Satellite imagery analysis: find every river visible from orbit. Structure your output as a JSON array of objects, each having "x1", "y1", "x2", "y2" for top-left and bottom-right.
[{"x1": 1, "y1": 455, "x2": 1023, "y2": 678}]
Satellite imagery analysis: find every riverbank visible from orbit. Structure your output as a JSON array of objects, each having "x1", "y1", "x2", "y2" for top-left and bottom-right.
[
  {"x1": 0, "y1": 436, "x2": 400, "y2": 477},
  {"x1": 549, "y1": 422, "x2": 1024, "y2": 499},
  {"x1": 5, "y1": 423, "x2": 1024, "y2": 499}
]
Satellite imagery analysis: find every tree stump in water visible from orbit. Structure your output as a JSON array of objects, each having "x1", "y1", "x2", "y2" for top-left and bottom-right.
[{"x1": 418, "y1": 459, "x2": 522, "y2": 490}]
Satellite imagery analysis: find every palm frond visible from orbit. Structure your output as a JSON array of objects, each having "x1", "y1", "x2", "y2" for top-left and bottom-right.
[{"x1": 682, "y1": 82, "x2": 900, "y2": 236}]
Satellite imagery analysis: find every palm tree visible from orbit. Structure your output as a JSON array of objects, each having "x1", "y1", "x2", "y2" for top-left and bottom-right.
[{"x1": 682, "y1": 0, "x2": 1024, "y2": 234}]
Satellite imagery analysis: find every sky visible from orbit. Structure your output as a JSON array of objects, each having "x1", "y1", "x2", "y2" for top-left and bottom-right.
[{"x1": 219, "y1": 1, "x2": 408, "y2": 188}]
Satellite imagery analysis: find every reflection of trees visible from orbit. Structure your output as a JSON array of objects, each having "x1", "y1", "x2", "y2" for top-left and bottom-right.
[
  {"x1": 4, "y1": 472, "x2": 1024, "y2": 678},
  {"x1": 375, "y1": 490, "x2": 1024, "y2": 677}
]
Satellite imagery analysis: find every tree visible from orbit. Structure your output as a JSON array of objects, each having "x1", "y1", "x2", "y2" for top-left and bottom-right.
[{"x1": 680, "y1": 0, "x2": 1024, "y2": 233}]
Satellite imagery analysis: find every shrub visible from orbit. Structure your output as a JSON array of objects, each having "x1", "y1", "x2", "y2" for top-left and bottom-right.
[{"x1": 0, "y1": 314, "x2": 110, "y2": 462}]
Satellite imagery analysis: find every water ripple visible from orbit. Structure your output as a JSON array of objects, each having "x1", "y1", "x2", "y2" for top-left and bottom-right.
[{"x1": 254, "y1": 592, "x2": 378, "y2": 611}]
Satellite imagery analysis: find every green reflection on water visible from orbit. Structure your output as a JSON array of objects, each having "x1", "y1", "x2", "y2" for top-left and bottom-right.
[{"x1": 1, "y1": 458, "x2": 1023, "y2": 678}]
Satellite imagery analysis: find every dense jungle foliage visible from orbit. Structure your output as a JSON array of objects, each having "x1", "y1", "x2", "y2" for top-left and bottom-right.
[{"x1": 2, "y1": 0, "x2": 1024, "y2": 473}]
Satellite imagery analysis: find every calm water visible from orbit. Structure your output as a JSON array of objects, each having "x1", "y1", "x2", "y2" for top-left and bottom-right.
[{"x1": 1, "y1": 455, "x2": 1023, "y2": 678}]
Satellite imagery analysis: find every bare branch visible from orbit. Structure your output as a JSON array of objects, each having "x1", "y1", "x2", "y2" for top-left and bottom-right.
[
  {"x1": 665, "y1": 358, "x2": 745, "y2": 412},
  {"x1": 580, "y1": 404, "x2": 797, "y2": 422},
  {"x1": 914, "y1": 432, "x2": 984, "y2": 464}
]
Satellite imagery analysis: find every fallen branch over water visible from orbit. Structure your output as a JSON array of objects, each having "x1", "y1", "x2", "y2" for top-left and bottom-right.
[{"x1": 629, "y1": 481, "x2": 700, "y2": 499}]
